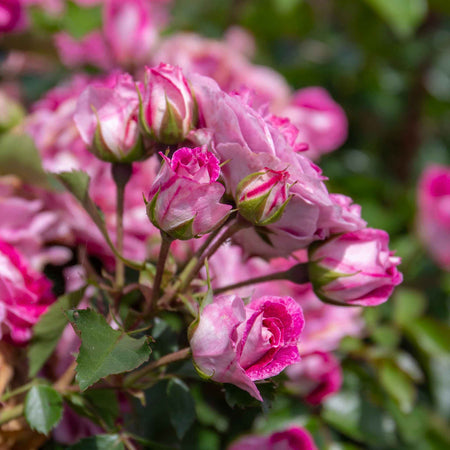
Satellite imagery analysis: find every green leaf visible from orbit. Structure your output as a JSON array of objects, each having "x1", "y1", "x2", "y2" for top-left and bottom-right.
[
  {"x1": 61, "y1": 1, "x2": 103, "y2": 40},
  {"x1": 24, "y1": 385, "x2": 63, "y2": 434},
  {"x1": 66, "y1": 390, "x2": 119, "y2": 429},
  {"x1": 378, "y1": 359, "x2": 416, "y2": 413},
  {"x1": 429, "y1": 355, "x2": 450, "y2": 418},
  {"x1": 68, "y1": 434, "x2": 124, "y2": 450},
  {"x1": 166, "y1": 378, "x2": 196, "y2": 439},
  {"x1": 56, "y1": 171, "x2": 112, "y2": 248},
  {"x1": 67, "y1": 309, "x2": 151, "y2": 390},
  {"x1": 405, "y1": 317, "x2": 450, "y2": 356},
  {"x1": 363, "y1": 0, "x2": 427, "y2": 38},
  {"x1": 0, "y1": 133, "x2": 50, "y2": 187},
  {"x1": 28, "y1": 288, "x2": 85, "y2": 377},
  {"x1": 393, "y1": 288, "x2": 427, "y2": 326}
]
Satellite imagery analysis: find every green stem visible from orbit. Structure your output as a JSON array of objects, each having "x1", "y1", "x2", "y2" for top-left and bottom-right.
[
  {"x1": 213, "y1": 263, "x2": 309, "y2": 295},
  {"x1": 149, "y1": 232, "x2": 173, "y2": 311},
  {"x1": 124, "y1": 348, "x2": 191, "y2": 388},
  {"x1": 0, "y1": 380, "x2": 37, "y2": 402},
  {"x1": 0, "y1": 404, "x2": 24, "y2": 426},
  {"x1": 179, "y1": 216, "x2": 250, "y2": 292},
  {"x1": 112, "y1": 163, "x2": 133, "y2": 289}
]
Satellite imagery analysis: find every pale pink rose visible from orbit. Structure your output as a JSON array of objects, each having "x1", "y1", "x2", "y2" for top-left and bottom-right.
[
  {"x1": 192, "y1": 75, "x2": 360, "y2": 257},
  {"x1": 417, "y1": 165, "x2": 450, "y2": 270},
  {"x1": 0, "y1": 178, "x2": 71, "y2": 270},
  {"x1": 74, "y1": 72, "x2": 145, "y2": 162},
  {"x1": 282, "y1": 87, "x2": 348, "y2": 160},
  {"x1": 0, "y1": 0, "x2": 26, "y2": 33},
  {"x1": 0, "y1": 240, "x2": 55, "y2": 344},
  {"x1": 26, "y1": 75, "x2": 160, "y2": 264},
  {"x1": 285, "y1": 351, "x2": 342, "y2": 405},
  {"x1": 54, "y1": 31, "x2": 113, "y2": 70},
  {"x1": 190, "y1": 294, "x2": 304, "y2": 401},
  {"x1": 147, "y1": 147, "x2": 231, "y2": 239},
  {"x1": 228, "y1": 426, "x2": 317, "y2": 450},
  {"x1": 139, "y1": 63, "x2": 197, "y2": 145},
  {"x1": 153, "y1": 32, "x2": 290, "y2": 109},
  {"x1": 309, "y1": 228, "x2": 403, "y2": 306},
  {"x1": 103, "y1": 0, "x2": 158, "y2": 69}
]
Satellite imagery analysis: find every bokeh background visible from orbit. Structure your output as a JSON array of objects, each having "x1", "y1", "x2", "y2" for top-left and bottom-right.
[{"x1": 1, "y1": 0, "x2": 449, "y2": 449}]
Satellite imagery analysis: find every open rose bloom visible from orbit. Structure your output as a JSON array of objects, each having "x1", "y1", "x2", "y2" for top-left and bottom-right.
[{"x1": 190, "y1": 295, "x2": 304, "y2": 401}]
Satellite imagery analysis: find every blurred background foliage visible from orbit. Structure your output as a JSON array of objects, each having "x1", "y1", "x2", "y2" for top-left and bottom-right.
[{"x1": 3, "y1": 0, "x2": 449, "y2": 448}]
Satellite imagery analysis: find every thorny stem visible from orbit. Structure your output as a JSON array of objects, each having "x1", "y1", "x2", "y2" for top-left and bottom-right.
[
  {"x1": 0, "y1": 404, "x2": 24, "y2": 426},
  {"x1": 124, "y1": 348, "x2": 191, "y2": 387},
  {"x1": 213, "y1": 263, "x2": 310, "y2": 295},
  {"x1": 112, "y1": 163, "x2": 132, "y2": 289}
]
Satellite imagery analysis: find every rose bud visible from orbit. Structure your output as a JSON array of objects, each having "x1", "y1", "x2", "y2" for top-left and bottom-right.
[
  {"x1": 0, "y1": 240, "x2": 55, "y2": 345},
  {"x1": 308, "y1": 228, "x2": 402, "y2": 307},
  {"x1": 190, "y1": 294, "x2": 304, "y2": 401},
  {"x1": 285, "y1": 351, "x2": 342, "y2": 405},
  {"x1": 139, "y1": 63, "x2": 197, "y2": 145},
  {"x1": 228, "y1": 426, "x2": 318, "y2": 450},
  {"x1": 74, "y1": 73, "x2": 145, "y2": 163},
  {"x1": 236, "y1": 168, "x2": 293, "y2": 226},
  {"x1": 147, "y1": 146, "x2": 231, "y2": 240}
]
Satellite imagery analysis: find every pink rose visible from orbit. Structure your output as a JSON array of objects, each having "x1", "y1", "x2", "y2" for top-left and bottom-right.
[
  {"x1": 285, "y1": 351, "x2": 342, "y2": 405},
  {"x1": 228, "y1": 426, "x2": 317, "y2": 450},
  {"x1": 0, "y1": 0, "x2": 26, "y2": 33},
  {"x1": 192, "y1": 74, "x2": 362, "y2": 257},
  {"x1": 103, "y1": 0, "x2": 158, "y2": 69},
  {"x1": 139, "y1": 63, "x2": 197, "y2": 145},
  {"x1": 0, "y1": 240, "x2": 55, "y2": 344},
  {"x1": 308, "y1": 228, "x2": 403, "y2": 306},
  {"x1": 282, "y1": 87, "x2": 348, "y2": 160},
  {"x1": 147, "y1": 146, "x2": 231, "y2": 240},
  {"x1": 417, "y1": 165, "x2": 450, "y2": 270},
  {"x1": 190, "y1": 294, "x2": 304, "y2": 401},
  {"x1": 74, "y1": 73, "x2": 145, "y2": 162}
]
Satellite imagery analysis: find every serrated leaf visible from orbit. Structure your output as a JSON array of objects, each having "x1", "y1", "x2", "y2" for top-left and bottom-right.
[
  {"x1": 0, "y1": 133, "x2": 50, "y2": 187},
  {"x1": 363, "y1": 0, "x2": 427, "y2": 38},
  {"x1": 68, "y1": 434, "x2": 124, "y2": 450},
  {"x1": 67, "y1": 309, "x2": 151, "y2": 390},
  {"x1": 24, "y1": 385, "x2": 63, "y2": 434},
  {"x1": 28, "y1": 288, "x2": 85, "y2": 377},
  {"x1": 166, "y1": 378, "x2": 196, "y2": 439},
  {"x1": 378, "y1": 359, "x2": 416, "y2": 413}
]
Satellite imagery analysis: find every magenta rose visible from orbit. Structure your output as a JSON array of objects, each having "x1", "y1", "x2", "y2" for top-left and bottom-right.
[
  {"x1": 285, "y1": 351, "x2": 342, "y2": 405},
  {"x1": 0, "y1": 240, "x2": 55, "y2": 344},
  {"x1": 0, "y1": 0, "x2": 26, "y2": 34},
  {"x1": 190, "y1": 294, "x2": 304, "y2": 401},
  {"x1": 147, "y1": 146, "x2": 231, "y2": 240},
  {"x1": 417, "y1": 164, "x2": 450, "y2": 270},
  {"x1": 228, "y1": 426, "x2": 317, "y2": 450},
  {"x1": 308, "y1": 228, "x2": 402, "y2": 306}
]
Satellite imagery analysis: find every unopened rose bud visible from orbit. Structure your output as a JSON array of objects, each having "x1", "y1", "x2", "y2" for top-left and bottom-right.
[
  {"x1": 139, "y1": 64, "x2": 197, "y2": 145},
  {"x1": 147, "y1": 146, "x2": 231, "y2": 240},
  {"x1": 235, "y1": 168, "x2": 292, "y2": 226},
  {"x1": 74, "y1": 73, "x2": 146, "y2": 163},
  {"x1": 308, "y1": 228, "x2": 402, "y2": 307}
]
